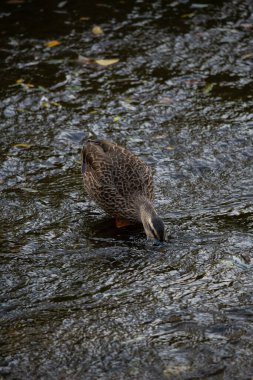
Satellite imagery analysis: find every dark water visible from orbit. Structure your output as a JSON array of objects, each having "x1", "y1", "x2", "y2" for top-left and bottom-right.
[{"x1": 1, "y1": 0, "x2": 253, "y2": 379}]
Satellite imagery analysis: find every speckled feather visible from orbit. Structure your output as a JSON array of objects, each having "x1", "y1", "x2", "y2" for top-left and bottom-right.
[{"x1": 81, "y1": 140, "x2": 154, "y2": 222}]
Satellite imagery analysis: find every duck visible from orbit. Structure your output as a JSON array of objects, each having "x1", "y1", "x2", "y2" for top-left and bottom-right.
[{"x1": 81, "y1": 140, "x2": 166, "y2": 241}]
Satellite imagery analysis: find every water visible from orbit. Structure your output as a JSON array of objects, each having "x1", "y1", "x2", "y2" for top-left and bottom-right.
[{"x1": 1, "y1": 1, "x2": 253, "y2": 379}]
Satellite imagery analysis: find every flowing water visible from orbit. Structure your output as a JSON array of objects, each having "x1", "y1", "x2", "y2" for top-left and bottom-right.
[{"x1": 1, "y1": 0, "x2": 253, "y2": 379}]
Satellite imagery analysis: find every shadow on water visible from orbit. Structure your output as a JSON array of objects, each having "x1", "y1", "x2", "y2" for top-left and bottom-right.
[{"x1": 1, "y1": 0, "x2": 253, "y2": 379}]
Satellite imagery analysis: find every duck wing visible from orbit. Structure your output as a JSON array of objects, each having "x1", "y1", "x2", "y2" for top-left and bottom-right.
[{"x1": 81, "y1": 140, "x2": 154, "y2": 218}]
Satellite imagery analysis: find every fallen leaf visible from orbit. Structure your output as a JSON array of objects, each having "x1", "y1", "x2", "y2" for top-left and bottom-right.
[
  {"x1": 181, "y1": 12, "x2": 195, "y2": 18},
  {"x1": 19, "y1": 187, "x2": 38, "y2": 193},
  {"x1": 92, "y1": 25, "x2": 103, "y2": 35},
  {"x1": 41, "y1": 100, "x2": 50, "y2": 108},
  {"x1": 242, "y1": 53, "x2": 253, "y2": 60},
  {"x1": 95, "y1": 58, "x2": 119, "y2": 66},
  {"x1": 17, "y1": 108, "x2": 30, "y2": 113},
  {"x1": 45, "y1": 40, "x2": 61, "y2": 48},
  {"x1": 77, "y1": 55, "x2": 95, "y2": 64},
  {"x1": 16, "y1": 80, "x2": 35, "y2": 88},
  {"x1": 77, "y1": 55, "x2": 119, "y2": 66},
  {"x1": 203, "y1": 83, "x2": 215, "y2": 94},
  {"x1": 166, "y1": 146, "x2": 174, "y2": 150},
  {"x1": 51, "y1": 101, "x2": 61, "y2": 107},
  {"x1": 80, "y1": 16, "x2": 90, "y2": 21},
  {"x1": 13, "y1": 143, "x2": 32, "y2": 148},
  {"x1": 113, "y1": 116, "x2": 120, "y2": 122}
]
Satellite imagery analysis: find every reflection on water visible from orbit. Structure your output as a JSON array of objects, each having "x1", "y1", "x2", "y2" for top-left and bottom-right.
[{"x1": 1, "y1": 0, "x2": 253, "y2": 379}]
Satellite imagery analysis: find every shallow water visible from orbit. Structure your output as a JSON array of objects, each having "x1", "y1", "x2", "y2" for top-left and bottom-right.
[{"x1": 1, "y1": 1, "x2": 253, "y2": 379}]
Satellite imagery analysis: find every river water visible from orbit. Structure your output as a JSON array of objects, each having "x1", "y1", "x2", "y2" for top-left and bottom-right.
[{"x1": 1, "y1": 1, "x2": 253, "y2": 379}]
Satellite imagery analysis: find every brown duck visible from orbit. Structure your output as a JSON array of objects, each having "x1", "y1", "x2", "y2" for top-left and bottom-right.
[{"x1": 81, "y1": 140, "x2": 166, "y2": 241}]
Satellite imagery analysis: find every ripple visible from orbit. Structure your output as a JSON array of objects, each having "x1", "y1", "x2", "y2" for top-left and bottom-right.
[{"x1": 1, "y1": 0, "x2": 253, "y2": 379}]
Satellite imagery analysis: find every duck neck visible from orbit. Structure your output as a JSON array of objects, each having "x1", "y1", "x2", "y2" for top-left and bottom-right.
[
  {"x1": 136, "y1": 197, "x2": 165, "y2": 241},
  {"x1": 137, "y1": 198, "x2": 157, "y2": 224}
]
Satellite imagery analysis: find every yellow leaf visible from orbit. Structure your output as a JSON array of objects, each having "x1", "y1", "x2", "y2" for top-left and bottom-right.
[
  {"x1": 16, "y1": 79, "x2": 24, "y2": 84},
  {"x1": 113, "y1": 116, "x2": 120, "y2": 122},
  {"x1": 41, "y1": 101, "x2": 50, "y2": 108},
  {"x1": 51, "y1": 101, "x2": 61, "y2": 107},
  {"x1": 242, "y1": 53, "x2": 253, "y2": 60},
  {"x1": 45, "y1": 40, "x2": 61, "y2": 48},
  {"x1": 181, "y1": 12, "x2": 195, "y2": 18},
  {"x1": 166, "y1": 146, "x2": 174, "y2": 150},
  {"x1": 92, "y1": 25, "x2": 103, "y2": 35},
  {"x1": 26, "y1": 83, "x2": 34, "y2": 88},
  {"x1": 17, "y1": 108, "x2": 32, "y2": 113},
  {"x1": 13, "y1": 143, "x2": 32, "y2": 148},
  {"x1": 203, "y1": 83, "x2": 215, "y2": 94},
  {"x1": 95, "y1": 59, "x2": 119, "y2": 66},
  {"x1": 80, "y1": 16, "x2": 90, "y2": 21}
]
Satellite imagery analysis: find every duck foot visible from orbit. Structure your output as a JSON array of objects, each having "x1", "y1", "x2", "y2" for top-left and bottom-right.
[{"x1": 115, "y1": 218, "x2": 132, "y2": 228}]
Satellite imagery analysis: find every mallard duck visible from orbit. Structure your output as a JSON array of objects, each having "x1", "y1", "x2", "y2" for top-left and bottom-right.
[{"x1": 81, "y1": 140, "x2": 166, "y2": 241}]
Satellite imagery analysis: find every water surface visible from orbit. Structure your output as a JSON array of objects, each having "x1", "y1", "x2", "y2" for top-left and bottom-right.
[{"x1": 1, "y1": 1, "x2": 253, "y2": 379}]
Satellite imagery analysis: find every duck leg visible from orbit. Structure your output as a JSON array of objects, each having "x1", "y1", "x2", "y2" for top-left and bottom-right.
[{"x1": 115, "y1": 218, "x2": 132, "y2": 228}]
